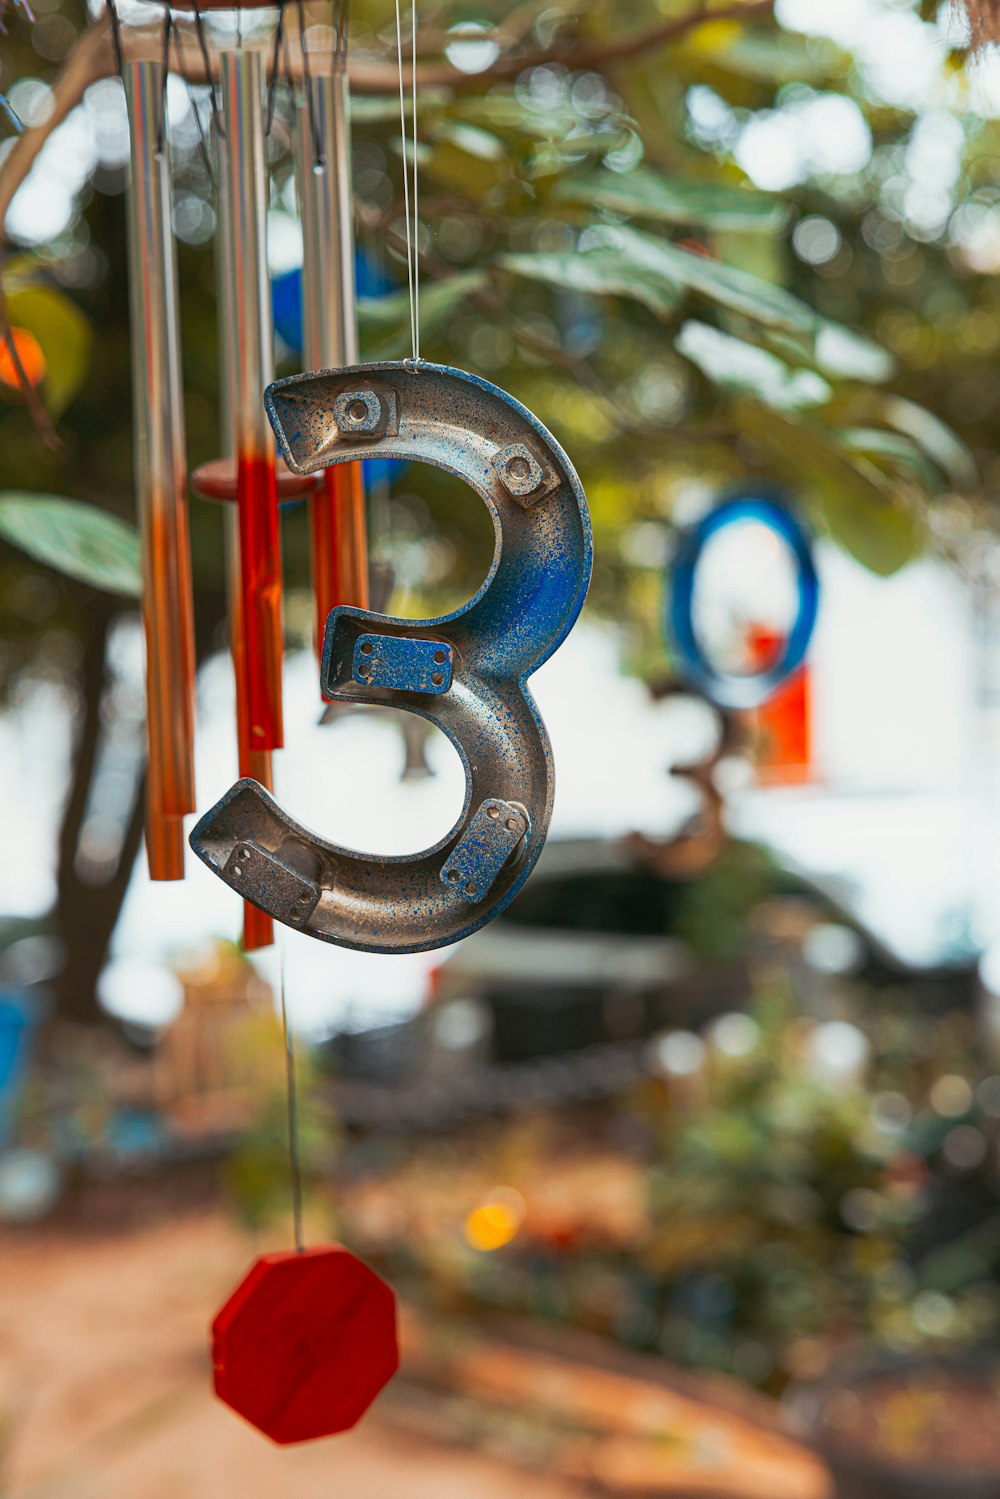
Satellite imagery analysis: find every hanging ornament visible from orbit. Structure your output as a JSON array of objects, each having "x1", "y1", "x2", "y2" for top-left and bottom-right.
[
  {"x1": 213, "y1": 1244, "x2": 398, "y2": 1445},
  {"x1": 630, "y1": 488, "x2": 819, "y2": 879},
  {"x1": 666, "y1": 487, "x2": 819, "y2": 711},
  {"x1": 190, "y1": 360, "x2": 593, "y2": 951}
]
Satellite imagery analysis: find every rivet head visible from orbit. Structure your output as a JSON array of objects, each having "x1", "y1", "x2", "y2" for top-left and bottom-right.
[{"x1": 493, "y1": 442, "x2": 543, "y2": 498}]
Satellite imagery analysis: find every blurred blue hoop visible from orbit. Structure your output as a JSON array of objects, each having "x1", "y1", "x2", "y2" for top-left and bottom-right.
[{"x1": 666, "y1": 489, "x2": 819, "y2": 711}]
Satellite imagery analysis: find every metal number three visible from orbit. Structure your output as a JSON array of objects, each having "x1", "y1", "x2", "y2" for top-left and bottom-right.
[{"x1": 190, "y1": 361, "x2": 593, "y2": 954}]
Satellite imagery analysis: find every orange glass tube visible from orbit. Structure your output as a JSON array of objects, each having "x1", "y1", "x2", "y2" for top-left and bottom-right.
[
  {"x1": 311, "y1": 462, "x2": 369, "y2": 665},
  {"x1": 124, "y1": 61, "x2": 198, "y2": 881}
]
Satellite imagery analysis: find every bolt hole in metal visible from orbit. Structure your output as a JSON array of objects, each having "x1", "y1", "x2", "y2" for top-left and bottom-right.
[
  {"x1": 433, "y1": 650, "x2": 446, "y2": 664},
  {"x1": 431, "y1": 672, "x2": 444, "y2": 686},
  {"x1": 487, "y1": 805, "x2": 500, "y2": 820},
  {"x1": 465, "y1": 883, "x2": 477, "y2": 897},
  {"x1": 360, "y1": 641, "x2": 374, "y2": 654},
  {"x1": 348, "y1": 399, "x2": 368, "y2": 423},
  {"x1": 508, "y1": 456, "x2": 530, "y2": 480},
  {"x1": 446, "y1": 869, "x2": 459, "y2": 882}
]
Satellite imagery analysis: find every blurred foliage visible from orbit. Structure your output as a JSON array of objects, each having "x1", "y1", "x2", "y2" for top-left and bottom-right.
[
  {"x1": 330, "y1": 980, "x2": 1000, "y2": 1391},
  {"x1": 0, "y1": 0, "x2": 995, "y2": 671}
]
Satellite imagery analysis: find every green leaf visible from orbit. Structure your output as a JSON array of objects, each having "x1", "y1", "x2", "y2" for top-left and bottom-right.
[
  {"x1": 556, "y1": 167, "x2": 789, "y2": 232},
  {"x1": 877, "y1": 395, "x2": 978, "y2": 492},
  {"x1": 358, "y1": 272, "x2": 487, "y2": 358},
  {"x1": 0, "y1": 494, "x2": 140, "y2": 596},
  {"x1": 616, "y1": 228, "x2": 817, "y2": 331},
  {"x1": 734, "y1": 402, "x2": 922, "y2": 575},
  {"x1": 814, "y1": 321, "x2": 896, "y2": 383},
  {"x1": 424, "y1": 122, "x2": 507, "y2": 193},
  {"x1": 840, "y1": 427, "x2": 943, "y2": 496},
  {"x1": 5, "y1": 285, "x2": 91, "y2": 416},
  {"x1": 499, "y1": 247, "x2": 681, "y2": 319},
  {"x1": 676, "y1": 320, "x2": 830, "y2": 409}
]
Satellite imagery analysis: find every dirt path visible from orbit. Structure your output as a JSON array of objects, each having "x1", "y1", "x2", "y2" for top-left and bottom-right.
[{"x1": 0, "y1": 1212, "x2": 578, "y2": 1499}]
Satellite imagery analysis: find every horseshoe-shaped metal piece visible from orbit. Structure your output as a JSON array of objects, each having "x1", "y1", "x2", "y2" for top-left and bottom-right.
[{"x1": 189, "y1": 361, "x2": 592, "y2": 954}]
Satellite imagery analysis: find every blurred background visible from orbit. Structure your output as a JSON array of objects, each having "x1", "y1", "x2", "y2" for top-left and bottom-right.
[{"x1": 6, "y1": 0, "x2": 1000, "y2": 1493}]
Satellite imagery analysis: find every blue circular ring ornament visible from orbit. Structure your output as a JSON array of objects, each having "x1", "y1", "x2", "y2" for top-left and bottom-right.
[{"x1": 666, "y1": 488, "x2": 819, "y2": 711}]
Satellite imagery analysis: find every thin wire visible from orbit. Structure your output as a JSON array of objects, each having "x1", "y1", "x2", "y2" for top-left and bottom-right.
[
  {"x1": 394, "y1": 0, "x2": 416, "y2": 361},
  {"x1": 265, "y1": 0, "x2": 286, "y2": 137},
  {"x1": 0, "y1": 93, "x2": 24, "y2": 133},
  {"x1": 333, "y1": 0, "x2": 348, "y2": 73},
  {"x1": 277, "y1": 933, "x2": 305, "y2": 1254},
  {"x1": 106, "y1": 0, "x2": 126, "y2": 85},
  {"x1": 296, "y1": 0, "x2": 324, "y2": 167},
  {"x1": 183, "y1": 72, "x2": 216, "y2": 187},
  {"x1": 190, "y1": 0, "x2": 222, "y2": 139},
  {"x1": 410, "y1": 0, "x2": 419, "y2": 361},
  {"x1": 155, "y1": 6, "x2": 172, "y2": 157}
]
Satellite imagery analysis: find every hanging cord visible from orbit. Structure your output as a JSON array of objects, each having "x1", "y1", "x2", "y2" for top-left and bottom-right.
[
  {"x1": 190, "y1": 0, "x2": 222, "y2": 139},
  {"x1": 394, "y1": 0, "x2": 420, "y2": 364},
  {"x1": 106, "y1": 0, "x2": 126, "y2": 85},
  {"x1": 0, "y1": 93, "x2": 23, "y2": 133},
  {"x1": 265, "y1": 0, "x2": 287, "y2": 137},
  {"x1": 296, "y1": 0, "x2": 324, "y2": 168},
  {"x1": 277, "y1": 934, "x2": 305, "y2": 1254},
  {"x1": 333, "y1": 0, "x2": 348, "y2": 74},
  {"x1": 155, "y1": 6, "x2": 172, "y2": 157}
]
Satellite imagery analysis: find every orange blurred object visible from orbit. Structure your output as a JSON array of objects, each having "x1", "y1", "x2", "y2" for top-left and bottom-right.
[
  {"x1": 0, "y1": 326, "x2": 45, "y2": 389},
  {"x1": 745, "y1": 623, "x2": 813, "y2": 785},
  {"x1": 146, "y1": 809, "x2": 186, "y2": 881},
  {"x1": 311, "y1": 461, "x2": 369, "y2": 673}
]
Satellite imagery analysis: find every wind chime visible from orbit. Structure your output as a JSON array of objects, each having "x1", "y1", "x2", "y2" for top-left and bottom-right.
[
  {"x1": 123, "y1": 0, "x2": 367, "y2": 952},
  {"x1": 119, "y1": 0, "x2": 591, "y2": 1446}
]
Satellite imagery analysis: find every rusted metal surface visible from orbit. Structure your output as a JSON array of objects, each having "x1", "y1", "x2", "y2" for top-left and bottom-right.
[{"x1": 191, "y1": 360, "x2": 592, "y2": 954}]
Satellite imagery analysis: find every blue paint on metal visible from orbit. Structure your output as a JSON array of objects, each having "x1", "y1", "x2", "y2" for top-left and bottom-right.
[
  {"x1": 352, "y1": 633, "x2": 453, "y2": 695},
  {"x1": 190, "y1": 360, "x2": 592, "y2": 955},
  {"x1": 666, "y1": 488, "x2": 819, "y2": 711},
  {"x1": 440, "y1": 800, "x2": 527, "y2": 903}
]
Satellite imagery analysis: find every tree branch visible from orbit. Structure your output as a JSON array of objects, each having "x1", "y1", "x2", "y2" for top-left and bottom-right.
[{"x1": 0, "y1": 0, "x2": 775, "y2": 238}]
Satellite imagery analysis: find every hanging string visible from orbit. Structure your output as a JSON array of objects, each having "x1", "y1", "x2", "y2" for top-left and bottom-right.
[
  {"x1": 265, "y1": 0, "x2": 287, "y2": 138},
  {"x1": 296, "y1": 0, "x2": 324, "y2": 168},
  {"x1": 106, "y1": 0, "x2": 126, "y2": 85},
  {"x1": 394, "y1": 0, "x2": 420, "y2": 363},
  {"x1": 277, "y1": 933, "x2": 305, "y2": 1254},
  {"x1": 410, "y1": 0, "x2": 420, "y2": 362},
  {"x1": 190, "y1": 0, "x2": 222, "y2": 139},
  {"x1": 0, "y1": 93, "x2": 23, "y2": 133},
  {"x1": 181, "y1": 68, "x2": 216, "y2": 188},
  {"x1": 333, "y1": 0, "x2": 348, "y2": 73},
  {"x1": 155, "y1": 6, "x2": 172, "y2": 157}
]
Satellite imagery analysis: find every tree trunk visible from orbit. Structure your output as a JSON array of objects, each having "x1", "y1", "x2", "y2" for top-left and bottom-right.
[{"x1": 49, "y1": 594, "x2": 146, "y2": 1025}]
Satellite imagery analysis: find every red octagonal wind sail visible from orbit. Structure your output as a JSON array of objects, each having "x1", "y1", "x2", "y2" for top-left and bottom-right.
[{"x1": 212, "y1": 1244, "x2": 398, "y2": 1445}]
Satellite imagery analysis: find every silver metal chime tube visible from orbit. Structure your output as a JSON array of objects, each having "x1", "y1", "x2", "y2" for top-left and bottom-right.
[
  {"x1": 295, "y1": 69, "x2": 369, "y2": 655},
  {"x1": 215, "y1": 47, "x2": 284, "y2": 948},
  {"x1": 124, "y1": 58, "x2": 197, "y2": 881}
]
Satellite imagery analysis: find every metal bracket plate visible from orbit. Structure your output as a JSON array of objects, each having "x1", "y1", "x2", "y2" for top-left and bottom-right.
[
  {"x1": 353, "y1": 634, "x2": 453, "y2": 695},
  {"x1": 440, "y1": 800, "x2": 527, "y2": 904},
  {"x1": 221, "y1": 842, "x2": 321, "y2": 928}
]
